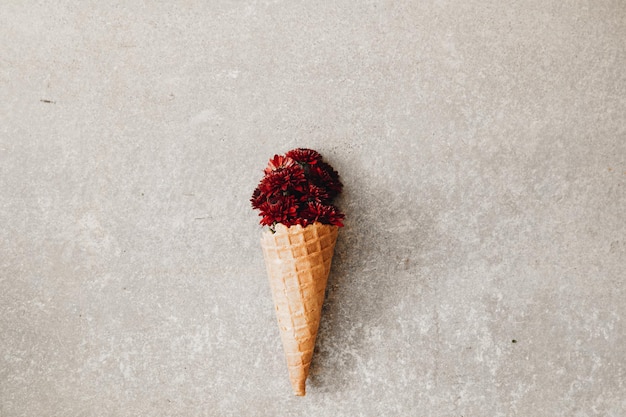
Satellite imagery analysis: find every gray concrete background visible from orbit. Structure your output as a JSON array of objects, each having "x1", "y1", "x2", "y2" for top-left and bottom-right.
[{"x1": 1, "y1": 1, "x2": 625, "y2": 416}]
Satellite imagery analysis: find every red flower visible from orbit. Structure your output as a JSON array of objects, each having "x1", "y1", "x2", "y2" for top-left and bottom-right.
[
  {"x1": 310, "y1": 162, "x2": 343, "y2": 197},
  {"x1": 258, "y1": 165, "x2": 306, "y2": 196},
  {"x1": 258, "y1": 196, "x2": 299, "y2": 227},
  {"x1": 303, "y1": 202, "x2": 345, "y2": 227},
  {"x1": 285, "y1": 148, "x2": 321, "y2": 165},
  {"x1": 301, "y1": 184, "x2": 330, "y2": 203},
  {"x1": 250, "y1": 187, "x2": 265, "y2": 209},
  {"x1": 264, "y1": 155, "x2": 296, "y2": 174}
]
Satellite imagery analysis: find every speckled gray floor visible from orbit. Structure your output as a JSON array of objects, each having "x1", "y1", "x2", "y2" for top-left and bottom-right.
[{"x1": 1, "y1": 1, "x2": 625, "y2": 416}]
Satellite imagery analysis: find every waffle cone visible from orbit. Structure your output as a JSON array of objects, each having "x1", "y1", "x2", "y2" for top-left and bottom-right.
[{"x1": 261, "y1": 222, "x2": 339, "y2": 396}]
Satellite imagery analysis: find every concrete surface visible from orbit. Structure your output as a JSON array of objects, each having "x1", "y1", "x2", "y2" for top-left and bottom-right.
[{"x1": 1, "y1": 1, "x2": 625, "y2": 416}]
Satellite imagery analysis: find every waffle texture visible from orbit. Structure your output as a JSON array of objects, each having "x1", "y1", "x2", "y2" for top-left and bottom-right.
[{"x1": 261, "y1": 222, "x2": 339, "y2": 396}]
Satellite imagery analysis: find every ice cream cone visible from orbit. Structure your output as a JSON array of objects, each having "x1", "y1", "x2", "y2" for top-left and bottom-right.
[{"x1": 261, "y1": 222, "x2": 339, "y2": 396}]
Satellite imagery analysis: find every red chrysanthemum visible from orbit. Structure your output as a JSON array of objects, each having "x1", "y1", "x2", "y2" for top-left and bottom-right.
[
  {"x1": 258, "y1": 165, "x2": 306, "y2": 196},
  {"x1": 264, "y1": 155, "x2": 296, "y2": 174},
  {"x1": 250, "y1": 187, "x2": 265, "y2": 209},
  {"x1": 285, "y1": 148, "x2": 321, "y2": 165},
  {"x1": 300, "y1": 183, "x2": 330, "y2": 204},
  {"x1": 310, "y1": 162, "x2": 343, "y2": 197},
  {"x1": 302, "y1": 202, "x2": 345, "y2": 227},
  {"x1": 258, "y1": 196, "x2": 299, "y2": 227}
]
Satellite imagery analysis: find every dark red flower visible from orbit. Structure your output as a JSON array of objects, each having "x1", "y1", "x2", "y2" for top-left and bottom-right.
[
  {"x1": 250, "y1": 187, "x2": 265, "y2": 209},
  {"x1": 264, "y1": 155, "x2": 296, "y2": 174},
  {"x1": 285, "y1": 148, "x2": 321, "y2": 165},
  {"x1": 258, "y1": 196, "x2": 299, "y2": 227},
  {"x1": 302, "y1": 202, "x2": 345, "y2": 227},
  {"x1": 258, "y1": 165, "x2": 306, "y2": 196},
  {"x1": 310, "y1": 162, "x2": 343, "y2": 197},
  {"x1": 293, "y1": 217, "x2": 311, "y2": 228},
  {"x1": 300, "y1": 183, "x2": 330, "y2": 204}
]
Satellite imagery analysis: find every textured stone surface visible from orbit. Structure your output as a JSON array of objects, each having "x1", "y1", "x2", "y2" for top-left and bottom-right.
[{"x1": 1, "y1": 1, "x2": 625, "y2": 416}]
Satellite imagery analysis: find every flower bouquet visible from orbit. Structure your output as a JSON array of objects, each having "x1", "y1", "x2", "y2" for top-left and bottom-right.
[{"x1": 251, "y1": 148, "x2": 344, "y2": 396}]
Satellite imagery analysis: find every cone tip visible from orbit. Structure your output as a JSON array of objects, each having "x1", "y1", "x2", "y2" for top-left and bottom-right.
[{"x1": 292, "y1": 380, "x2": 306, "y2": 396}]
